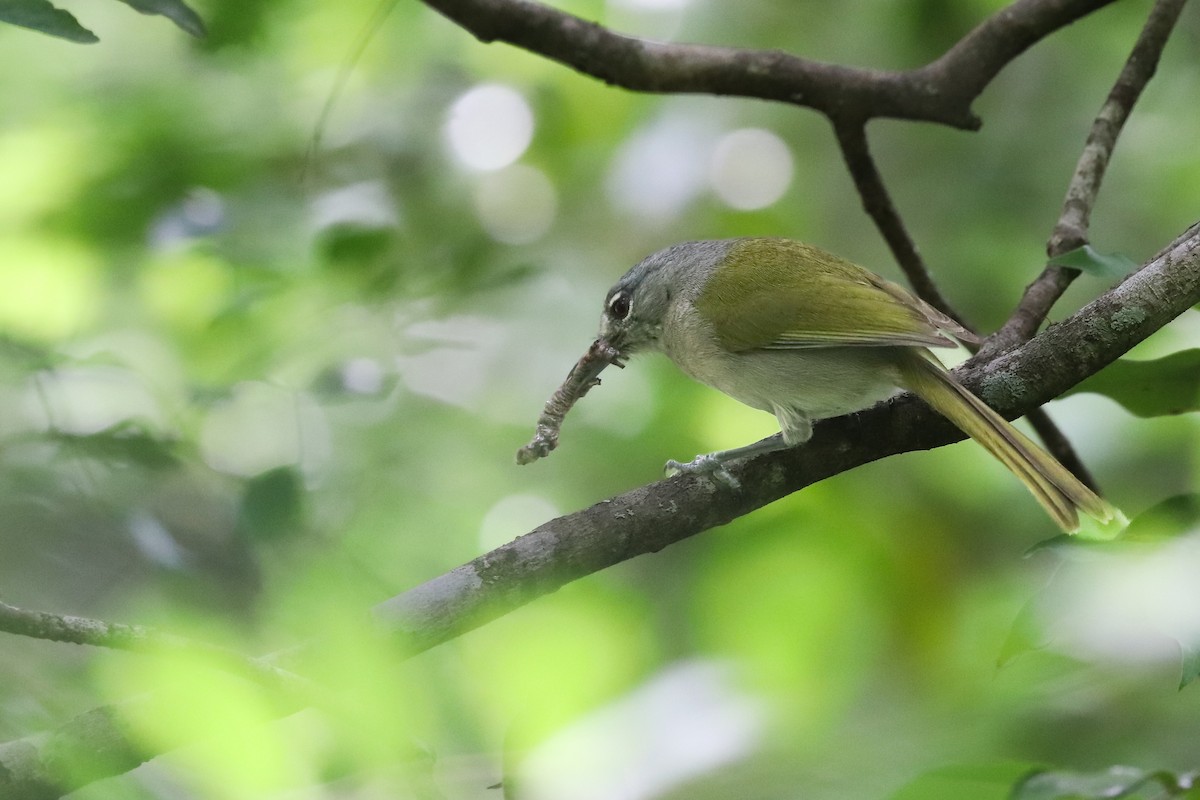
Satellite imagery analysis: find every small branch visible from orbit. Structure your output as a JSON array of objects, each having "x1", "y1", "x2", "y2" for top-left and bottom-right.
[
  {"x1": 833, "y1": 119, "x2": 964, "y2": 323},
  {"x1": 920, "y1": 0, "x2": 1119, "y2": 108},
  {"x1": 420, "y1": 0, "x2": 1117, "y2": 130},
  {"x1": 1024, "y1": 408, "x2": 1099, "y2": 490},
  {"x1": 0, "y1": 600, "x2": 308, "y2": 695},
  {"x1": 983, "y1": 0, "x2": 1188, "y2": 356},
  {"x1": 516, "y1": 338, "x2": 624, "y2": 465}
]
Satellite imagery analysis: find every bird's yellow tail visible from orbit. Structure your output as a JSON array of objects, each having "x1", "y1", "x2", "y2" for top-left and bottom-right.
[{"x1": 898, "y1": 350, "x2": 1120, "y2": 533}]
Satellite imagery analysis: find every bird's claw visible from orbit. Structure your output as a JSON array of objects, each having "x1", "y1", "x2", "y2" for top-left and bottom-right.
[{"x1": 664, "y1": 454, "x2": 740, "y2": 489}]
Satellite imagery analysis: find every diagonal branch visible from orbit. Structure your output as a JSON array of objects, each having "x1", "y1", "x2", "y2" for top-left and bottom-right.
[
  {"x1": 982, "y1": 0, "x2": 1189, "y2": 357},
  {"x1": 832, "y1": 119, "x2": 963, "y2": 322},
  {"x1": 420, "y1": 0, "x2": 1118, "y2": 130}
]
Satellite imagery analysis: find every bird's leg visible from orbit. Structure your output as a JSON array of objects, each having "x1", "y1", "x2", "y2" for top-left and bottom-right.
[
  {"x1": 664, "y1": 435, "x2": 789, "y2": 489},
  {"x1": 664, "y1": 407, "x2": 813, "y2": 488}
]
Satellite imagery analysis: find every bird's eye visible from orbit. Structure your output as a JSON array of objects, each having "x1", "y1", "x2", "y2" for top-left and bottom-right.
[{"x1": 608, "y1": 291, "x2": 631, "y2": 320}]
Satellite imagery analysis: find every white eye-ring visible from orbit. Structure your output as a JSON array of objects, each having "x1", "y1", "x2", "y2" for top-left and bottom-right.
[{"x1": 608, "y1": 291, "x2": 631, "y2": 320}]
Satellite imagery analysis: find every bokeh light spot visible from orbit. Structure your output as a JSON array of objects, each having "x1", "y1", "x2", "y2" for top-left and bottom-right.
[
  {"x1": 25, "y1": 365, "x2": 164, "y2": 435},
  {"x1": 0, "y1": 237, "x2": 101, "y2": 340},
  {"x1": 709, "y1": 128, "x2": 794, "y2": 210},
  {"x1": 341, "y1": 357, "x2": 385, "y2": 395},
  {"x1": 445, "y1": 84, "x2": 534, "y2": 171},
  {"x1": 607, "y1": 114, "x2": 713, "y2": 219},
  {"x1": 139, "y1": 251, "x2": 233, "y2": 330},
  {"x1": 473, "y1": 164, "x2": 558, "y2": 244},
  {"x1": 521, "y1": 661, "x2": 763, "y2": 800},
  {"x1": 200, "y1": 382, "x2": 331, "y2": 478}
]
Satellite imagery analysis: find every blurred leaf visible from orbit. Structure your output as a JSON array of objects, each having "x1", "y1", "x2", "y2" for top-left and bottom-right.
[
  {"x1": 1074, "y1": 508, "x2": 1130, "y2": 542},
  {"x1": 98, "y1": 651, "x2": 306, "y2": 796},
  {"x1": 1066, "y1": 350, "x2": 1200, "y2": 417},
  {"x1": 113, "y1": 0, "x2": 206, "y2": 37},
  {"x1": 0, "y1": 0, "x2": 98, "y2": 42},
  {"x1": 1023, "y1": 534, "x2": 1074, "y2": 557},
  {"x1": 1048, "y1": 244, "x2": 1137, "y2": 278},
  {"x1": 237, "y1": 466, "x2": 304, "y2": 542},
  {"x1": 1027, "y1": 496, "x2": 1200, "y2": 553},
  {"x1": 1122, "y1": 495, "x2": 1200, "y2": 542},
  {"x1": 890, "y1": 762, "x2": 1040, "y2": 800},
  {"x1": 1179, "y1": 640, "x2": 1200, "y2": 690},
  {"x1": 0, "y1": 333, "x2": 62, "y2": 373},
  {"x1": 1023, "y1": 534, "x2": 1121, "y2": 559},
  {"x1": 464, "y1": 584, "x2": 649, "y2": 743},
  {"x1": 50, "y1": 423, "x2": 178, "y2": 469},
  {"x1": 1014, "y1": 765, "x2": 1199, "y2": 799},
  {"x1": 998, "y1": 593, "x2": 1050, "y2": 667},
  {"x1": 196, "y1": 0, "x2": 272, "y2": 48},
  {"x1": 1019, "y1": 498, "x2": 1200, "y2": 690}
]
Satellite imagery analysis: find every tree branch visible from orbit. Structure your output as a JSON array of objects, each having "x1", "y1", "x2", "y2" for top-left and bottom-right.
[
  {"x1": 983, "y1": 0, "x2": 1188, "y2": 356},
  {"x1": 373, "y1": 219, "x2": 1200, "y2": 655},
  {"x1": 420, "y1": 0, "x2": 1118, "y2": 130},
  {"x1": 0, "y1": 600, "x2": 309, "y2": 693},
  {"x1": 833, "y1": 120, "x2": 962, "y2": 321}
]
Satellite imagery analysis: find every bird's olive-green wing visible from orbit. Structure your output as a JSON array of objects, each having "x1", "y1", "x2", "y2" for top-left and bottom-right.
[{"x1": 696, "y1": 238, "x2": 972, "y2": 352}]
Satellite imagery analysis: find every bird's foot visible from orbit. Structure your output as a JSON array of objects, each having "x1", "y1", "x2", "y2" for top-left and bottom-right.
[{"x1": 664, "y1": 454, "x2": 739, "y2": 489}]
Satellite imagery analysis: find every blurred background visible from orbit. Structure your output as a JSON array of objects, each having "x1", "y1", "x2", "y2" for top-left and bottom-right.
[{"x1": 1, "y1": 0, "x2": 1199, "y2": 797}]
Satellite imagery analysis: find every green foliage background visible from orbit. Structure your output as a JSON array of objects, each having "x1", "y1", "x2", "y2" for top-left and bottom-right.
[{"x1": 1, "y1": 0, "x2": 1199, "y2": 797}]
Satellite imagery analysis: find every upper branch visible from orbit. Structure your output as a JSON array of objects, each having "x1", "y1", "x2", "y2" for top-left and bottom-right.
[
  {"x1": 983, "y1": 0, "x2": 1188, "y2": 355},
  {"x1": 420, "y1": 0, "x2": 1118, "y2": 130},
  {"x1": 833, "y1": 120, "x2": 963, "y2": 321}
]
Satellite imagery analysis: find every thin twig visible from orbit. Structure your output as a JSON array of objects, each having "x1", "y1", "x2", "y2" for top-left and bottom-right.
[
  {"x1": 420, "y1": 0, "x2": 1117, "y2": 130},
  {"x1": 833, "y1": 119, "x2": 964, "y2": 323},
  {"x1": 983, "y1": 0, "x2": 1189, "y2": 357},
  {"x1": 516, "y1": 338, "x2": 624, "y2": 464},
  {"x1": 1024, "y1": 409, "x2": 1099, "y2": 489},
  {"x1": 302, "y1": 0, "x2": 400, "y2": 185},
  {"x1": 0, "y1": 600, "x2": 310, "y2": 695}
]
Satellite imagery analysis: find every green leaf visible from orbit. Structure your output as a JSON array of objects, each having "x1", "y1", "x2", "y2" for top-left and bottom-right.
[
  {"x1": 1027, "y1": 496, "x2": 1200, "y2": 552},
  {"x1": 1066, "y1": 350, "x2": 1200, "y2": 417},
  {"x1": 113, "y1": 0, "x2": 206, "y2": 37},
  {"x1": 1122, "y1": 494, "x2": 1200, "y2": 543},
  {"x1": 1179, "y1": 640, "x2": 1200, "y2": 690},
  {"x1": 998, "y1": 594, "x2": 1051, "y2": 667},
  {"x1": 1014, "y1": 765, "x2": 1197, "y2": 799},
  {"x1": 890, "y1": 762, "x2": 1040, "y2": 800},
  {"x1": 237, "y1": 466, "x2": 304, "y2": 542},
  {"x1": 49, "y1": 423, "x2": 179, "y2": 469},
  {"x1": 0, "y1": 0, "x2": 98, "y2": 42},
  {"x1": 1048, "y1": 244, "x2": 1138, "y2": 278}
]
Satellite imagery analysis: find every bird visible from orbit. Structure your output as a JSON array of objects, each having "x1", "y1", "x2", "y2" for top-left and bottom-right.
[{"x1": 591, "y1": 237, "x2": 1120, "y2": 533}]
